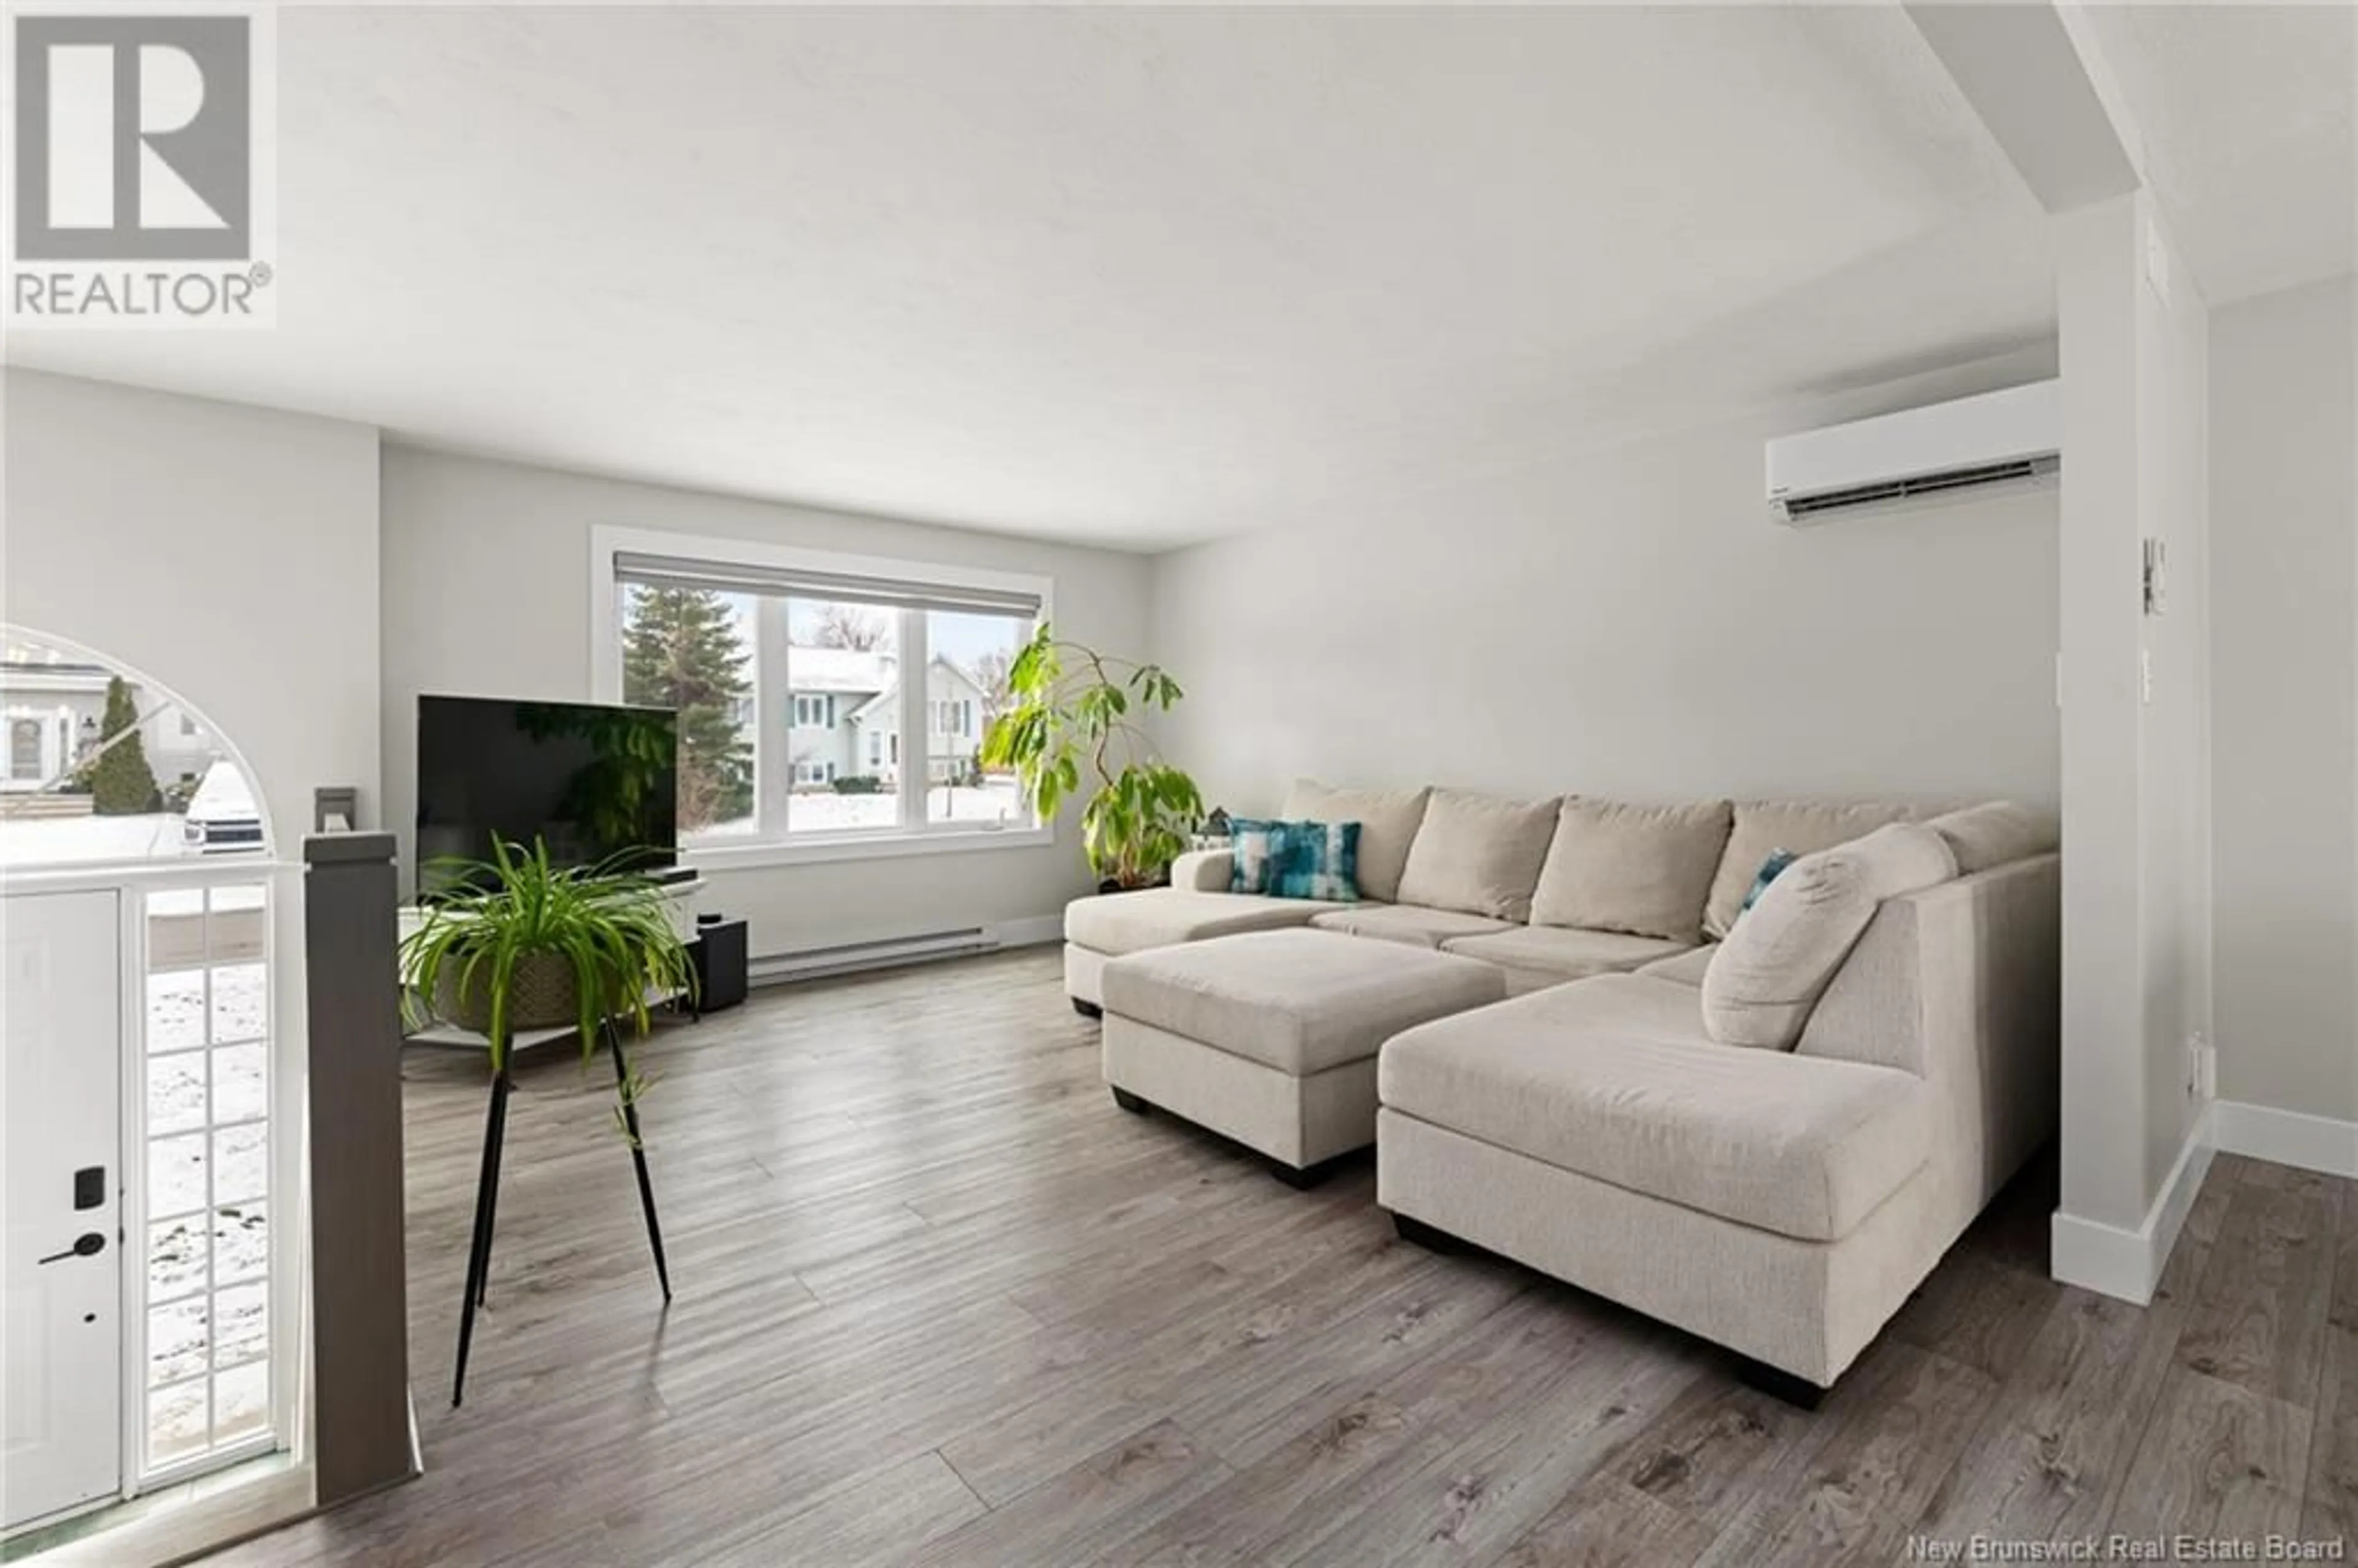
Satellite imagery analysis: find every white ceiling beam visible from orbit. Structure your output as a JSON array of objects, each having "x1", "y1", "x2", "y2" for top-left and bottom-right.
[{"x1": 1905, "y1": 1, "x2": 2145, "y2": 213}]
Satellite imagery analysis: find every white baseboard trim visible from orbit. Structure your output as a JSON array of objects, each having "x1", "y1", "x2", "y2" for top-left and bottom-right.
[
  {"x1": 2050, "y1": 1103, "x2": 2214, "y2": 1305},
  {"x1": 2212, "y1": 1099, "x2": 2358, "y2": 1179}
]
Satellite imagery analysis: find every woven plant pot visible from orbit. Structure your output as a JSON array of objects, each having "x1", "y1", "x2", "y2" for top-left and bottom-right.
[{"x1": 432, "y1": 949, "x2": 582, "y2": 1035}]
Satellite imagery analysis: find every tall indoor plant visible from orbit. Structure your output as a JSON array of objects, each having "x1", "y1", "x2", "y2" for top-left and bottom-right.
[
  {"x1": 400, "y1": 837, "x2": 695, "y2": 1128},
  {"x1": 981, "y1": 623, "x2": 1204, "y2": 890}
]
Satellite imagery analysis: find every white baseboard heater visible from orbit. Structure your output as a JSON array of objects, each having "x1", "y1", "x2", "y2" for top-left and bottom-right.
[{"x1": 749, "y1": 927, "x2": 997, "y2": 986}]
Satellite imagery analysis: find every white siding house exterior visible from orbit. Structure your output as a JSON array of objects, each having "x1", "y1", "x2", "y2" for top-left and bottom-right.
[
  {"x1": 784, "y1": 649, "x2": 990, "y2": 789},
  {"x1": 0, "y1": 654, "x2": 216, "y2": 795}
]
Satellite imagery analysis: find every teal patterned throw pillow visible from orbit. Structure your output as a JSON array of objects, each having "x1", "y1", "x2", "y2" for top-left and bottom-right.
[
  {"x1": 1230, "y1": 818, "x2": 1361, "y2": 902},
  {"x1": 1738, "y1": 848, "x2": 1798, "y2": 918},
  {"x1": 1229, "y1": 818, "x2": 1282, "y2": 895}
]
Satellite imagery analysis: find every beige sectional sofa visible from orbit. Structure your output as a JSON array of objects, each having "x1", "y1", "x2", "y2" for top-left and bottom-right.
[
  {"x1": 1065, "y1": 783, "x2": 1975, "y2": 1008},
  {"x1": 1065, "y1": 780, "x2": 2061, "y2": 1399}
]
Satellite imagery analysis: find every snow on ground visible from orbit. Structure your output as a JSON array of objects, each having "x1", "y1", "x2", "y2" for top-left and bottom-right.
[
  {"x1": 928, "y1": 780, "x2": 1029, "y2": 826},
  {"x1": 144, "y1": 1276, "x2": 269, "y2": 1460},
  {"x1": 0, "y1": 811, "x2": 195, "y2": 867},
  {"x1": 695, "y1": 778, "x2": 1032, "y2": 839},
  {"x1": 146, "y1": 1039, "x2": 268, "y2": 1137},
  {"x1": 147, "y1": 963, "x2": 267, "y2": 1057},
  {"x1": 784, "y1": 779, "x2": 1029, "y2": 834}
]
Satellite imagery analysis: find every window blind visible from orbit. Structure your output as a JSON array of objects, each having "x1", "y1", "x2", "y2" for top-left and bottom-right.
[{"x1": 613, "y1": 551, "x2": 1042, "y2": 619}]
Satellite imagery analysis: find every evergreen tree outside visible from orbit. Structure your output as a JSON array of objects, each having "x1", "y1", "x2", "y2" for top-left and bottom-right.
[
  {"x1": 620, "y1": 587, "x2": 754, "y2": 831},
  {"x1": 86, "y1": 675, "x2": 160, "y2": 815}
]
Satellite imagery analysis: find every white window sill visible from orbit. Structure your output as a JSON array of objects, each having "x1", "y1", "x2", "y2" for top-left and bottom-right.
[{"x1": 682, "y1": 823, "x2": 1053, "y2": 871}]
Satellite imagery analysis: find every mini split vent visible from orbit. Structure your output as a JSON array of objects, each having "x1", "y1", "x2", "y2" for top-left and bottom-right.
[
  {"x1": 1775, "y1": 454, "x2": 2061, "y2": 522},
  {"x1": 1766, "y1": 379, "x2": 2060, "y2": 524}
]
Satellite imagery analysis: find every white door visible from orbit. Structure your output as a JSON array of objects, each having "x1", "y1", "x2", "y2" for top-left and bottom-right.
[{"x1": 2, "y1": 890, "x2": 122, "y2": 1531}]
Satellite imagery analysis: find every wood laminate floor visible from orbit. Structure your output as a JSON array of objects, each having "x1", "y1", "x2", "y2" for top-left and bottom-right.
[{"x1": 201, "y1": 949, "x2": 2354, "y2": 1567}]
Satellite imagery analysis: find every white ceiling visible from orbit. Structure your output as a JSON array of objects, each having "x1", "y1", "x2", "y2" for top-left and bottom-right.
[
  {"x1": 2081, "y1": 2, "x2": 2356, "y2": 307},
  {"x1": 4, "y1": 6, "x2": 2337, "y2": 551}
]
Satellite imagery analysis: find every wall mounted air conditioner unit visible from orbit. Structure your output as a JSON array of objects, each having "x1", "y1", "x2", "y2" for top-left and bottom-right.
[{"x1": 1766, "y1": 379, "x2": 2059, "y2": 524}]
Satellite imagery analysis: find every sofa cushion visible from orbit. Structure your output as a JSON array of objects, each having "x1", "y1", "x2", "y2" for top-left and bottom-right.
[
  {"x1": 1393, "y1": 788, "x2": 1560, "y2": 921},
  {"x1": 1924, "y1": 800, "x2": 2057, "y2": 874},
  {"x1": 1635, "y1": 944, "x2": 1718, "y2": 987},
  {"x1": 1379, "y1": 975, "x2": 1930, "y2": 1241},
  {"x1": 1103, "y1": 929, "x2": 1504, "y2": 1076},
  {"x1": 1065, "y1": 889, "x2": 1336, "y2": 957},
  {"x1": 1281, "y1": 780, "x2": 1430, "y2": 904},
  {"x1": 1529, "y1": 797, "x2": 1732, "y2": 944},
  {"x1": 1702, "y1": 799, "x2": 1927, "y2": 939},
  {"x1": 1702, "y1": 824, "x2": 1956, "y2": 1050},
  {"x1": 1439, "y1": 926, "x2": 1692, "y2": 995},
  {"x1": 1309, "y1": 904, "x2": 1513, "y2": 948}
]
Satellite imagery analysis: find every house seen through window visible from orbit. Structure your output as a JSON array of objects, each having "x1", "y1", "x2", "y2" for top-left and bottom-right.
[
  {"x1": 613, "y1": 550, "x2": 1041, "y2": 846},
  {"x1": 1, "y1": 634, "x2": 264, "y2": 868}
]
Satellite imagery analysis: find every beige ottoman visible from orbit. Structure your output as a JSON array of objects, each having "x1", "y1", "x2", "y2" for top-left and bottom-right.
[
  {"x1": 1062, "y1": 887, "x2": 1343, "y2": 1015},
  {"x1": 1100, "y1": 928, "x2": 1506, "y2": 1185}
]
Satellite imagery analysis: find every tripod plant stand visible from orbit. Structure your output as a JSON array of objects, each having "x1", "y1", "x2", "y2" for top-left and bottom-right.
[
  {"x1": 448, "y1": 1015, "x2": 671, "y2": 1406},
  {"x1": 395, "y1": 839, "x2": 700, "y2": 1407}
]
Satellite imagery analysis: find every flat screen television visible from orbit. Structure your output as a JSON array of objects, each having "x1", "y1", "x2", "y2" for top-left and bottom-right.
[{"x1": 415, "y1": 695, "x2": 678, "y2": 893}]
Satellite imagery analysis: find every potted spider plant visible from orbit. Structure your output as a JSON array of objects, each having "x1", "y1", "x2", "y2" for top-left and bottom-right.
[
  {"x1": 400, "y1": 837, "x2": 695, "y2": 1124},
  {"x1": 981, "y1": 623, "x2": 1204, "y2": 891}
]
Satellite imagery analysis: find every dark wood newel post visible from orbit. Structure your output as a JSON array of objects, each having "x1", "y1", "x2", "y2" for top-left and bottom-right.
[{"x1": 302, "y1": 833, "x2": 419, "y2": 1505}]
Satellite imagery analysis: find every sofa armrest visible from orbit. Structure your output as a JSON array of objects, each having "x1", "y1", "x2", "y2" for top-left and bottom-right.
[
  {"x1": 1170, "y1": 848, "x2": 1233, "y2": 893},
  {"x1": 1798, "y1": 852, "x2": 2059, "y2": 1216},
  {"x1": 1799, "y1": 853, "x2": 2058, "y2": 1082}
]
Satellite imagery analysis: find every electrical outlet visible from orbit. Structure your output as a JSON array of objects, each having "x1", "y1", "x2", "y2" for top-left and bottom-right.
[{"x1": 2196, "y1": 1034, "x2": 2216, "y2": 1100}]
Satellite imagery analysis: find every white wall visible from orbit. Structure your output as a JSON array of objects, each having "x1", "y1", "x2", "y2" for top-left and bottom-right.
[
  {"x1": 378, "y1": 448, "x2": 1154, "y2": 958},
  {"x1": 1148, "y1": 351, "x2": 2061, "y2": 817},
  {"x1": 2210, "y1": 274, "x2": 2358, "y2": 1125},
  {"x1": 2054, "y1": 196, "x2": 2150, "y2": 1236},
  {"x1": 2132, "y1": 204, "x2": 2212, "y2": 1206},
  {"x1": 2052, "y1": 192, "x2": 2213, "y2": 1259},
  {"x1": 1, "y1": 369, "x2": 383, "y2": 846}
]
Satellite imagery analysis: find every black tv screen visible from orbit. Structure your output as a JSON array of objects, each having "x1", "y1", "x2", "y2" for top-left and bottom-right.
[{"x1": 416, "y1": 695, "x2": 678, "y2": 891}]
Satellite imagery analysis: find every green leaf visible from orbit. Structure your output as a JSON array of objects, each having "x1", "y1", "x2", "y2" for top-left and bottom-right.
[
  {"x1": 947, "y1": 634, "x2": 1204, "y2": 886},
  {"x1": 399, "y1": 833, "x2": 693, "y2": 1132}
]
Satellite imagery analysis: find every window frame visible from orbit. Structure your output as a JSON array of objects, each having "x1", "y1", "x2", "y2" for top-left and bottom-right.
[{"x1": 591, "y1": 526, "x2": 1053, "y2": 868}]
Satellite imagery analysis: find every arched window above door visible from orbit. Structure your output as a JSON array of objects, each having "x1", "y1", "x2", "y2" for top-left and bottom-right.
[{"x1": 0, "y1": 629, "x2": 271, "y2": 871}]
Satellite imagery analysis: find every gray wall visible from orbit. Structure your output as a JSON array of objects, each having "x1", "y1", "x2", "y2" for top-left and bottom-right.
[
  {"x1": 2, "y1": 369, "x2": 384, "y2": 845},
  {"x1": 1147, "y1": 351, "x2": 2061, "y2": 819},
  {"x1": 378, "y1": 446, "x2": 1154, "y2": 957},
  {"x1": 2210, "y1": 274, "x2": 2358, "y2": 1125}
]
